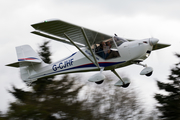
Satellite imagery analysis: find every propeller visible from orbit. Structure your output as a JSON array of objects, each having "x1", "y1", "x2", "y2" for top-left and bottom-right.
[
  {"x1": 149, "y1": 37, "x2": 161, "y2": 65},
  {"x1": 148, "y1": 32, "x2": 164, "y2": 64},
  {"x1": 148, "y1": 29, "x2": 159, "y2": 48}
]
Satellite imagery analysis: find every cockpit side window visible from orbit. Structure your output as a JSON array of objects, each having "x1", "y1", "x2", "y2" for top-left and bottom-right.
[
  {"x1": 94, "y1": 40, "x2": 120, "y2": 60},
  {"x1": 90, "y1": 36, "x2": 127, "y2": 60}
]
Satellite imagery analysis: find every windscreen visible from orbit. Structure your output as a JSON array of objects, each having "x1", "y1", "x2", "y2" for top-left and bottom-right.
[{"x1": 113, "y1": 36, "x2": 128, "y2": 46}]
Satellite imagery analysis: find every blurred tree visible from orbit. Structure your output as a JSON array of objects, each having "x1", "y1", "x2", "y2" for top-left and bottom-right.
[
  {"x1": 83, "y1": 76, "x2": 146, "y2": 120},
  {"x1": 4, "y1": 75, "x2": 148, "y2": 120},
  {"x1": 3, "y1": 41, "x2": 95, "y2": 120},
  {"x1": 0, "y1": 111, "x2": 6, "y2": 120},
  {"x1": 32, "y1": 41, "x2": 54, "y2": 95},
  {"x1": 154, "y1": 53, "x2": 180, "y2": 120},
  {"x1": 5, "y1": 75, "x2": 94, "y2": 120},
  {"x1": 38, "y1": 40, "x2": 52, "y2": 64}
]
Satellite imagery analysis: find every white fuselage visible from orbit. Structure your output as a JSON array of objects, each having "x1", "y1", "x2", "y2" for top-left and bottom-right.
[{"x1": 29, "y1": 39, "x2": 153, "y2": 80}]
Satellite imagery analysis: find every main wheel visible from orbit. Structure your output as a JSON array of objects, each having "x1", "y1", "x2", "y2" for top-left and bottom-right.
[
  {"x1": 95, "y1": 80, "x2": 104, "y2": 84},
  {"x1": 122, "y1": 83, "x2": 130, "y2": 88},
  {"x1": 145, "y1": 71, "x2": 153, "y2": 77}
]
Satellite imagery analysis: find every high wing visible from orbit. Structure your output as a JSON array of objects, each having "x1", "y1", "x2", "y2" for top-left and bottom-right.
[
  {"x1": 31, "y1": 19, "x2": 170, "y2": 53},
  {"x1": 127, "y1": 39, "x2": 170, "y2": 51},
  {"x1": 31, "y1": 19, "x2": 115, "y2": 68},
  {"x1": 31, "y1": 19, "x2": 112, "y2": 47}
]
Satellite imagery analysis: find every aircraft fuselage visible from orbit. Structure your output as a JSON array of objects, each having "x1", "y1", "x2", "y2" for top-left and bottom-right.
[{"x1": 28, "y1": 38, "x2": 154, "y2": 80}]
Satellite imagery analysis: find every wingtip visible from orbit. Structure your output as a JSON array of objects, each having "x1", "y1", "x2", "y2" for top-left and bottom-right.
[{"x1": 31, "y1": 19, "x2": 60, "y2": 28}]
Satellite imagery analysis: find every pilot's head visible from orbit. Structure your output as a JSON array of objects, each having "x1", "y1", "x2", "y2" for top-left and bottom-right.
[
  {"x1": 100, "y1": 42, "x2": 106, "y2": 48},
  {"x1": 106, "y1": 41, "x2": 111, "y2": 47}
]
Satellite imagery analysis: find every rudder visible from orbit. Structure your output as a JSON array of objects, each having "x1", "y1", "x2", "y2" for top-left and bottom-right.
[{"x1": 6, "y1": 45, "x2": 47, "y2": 85}]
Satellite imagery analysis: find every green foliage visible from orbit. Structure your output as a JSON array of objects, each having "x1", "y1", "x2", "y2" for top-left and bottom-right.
[
  {"x1": 38, "y1": 41, "x2": 52, "y2": 64},
  {"x1": 154, "y1": 53, "x2": 180, "y2": 120},
  {"x1": 3, "y1": 75, "x2": 147, "y2": 120},
  {"x1": 32, "y1": 40, "x2": 54, "y2": 94},
  {"x1": 5, "y1": 75, "x2": 94, "y2": 120}
]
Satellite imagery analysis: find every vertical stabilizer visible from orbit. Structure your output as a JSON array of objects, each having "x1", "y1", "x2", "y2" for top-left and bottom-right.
[
  {"x1": 16, "y1": 45, "x2": 42, "y2": 63},
  {"x1": 14, "y1": 45, "x2": 47, "y2": 84},
  {"x1": 6, "y1": 45, "x2": 48, "y2": 84}
]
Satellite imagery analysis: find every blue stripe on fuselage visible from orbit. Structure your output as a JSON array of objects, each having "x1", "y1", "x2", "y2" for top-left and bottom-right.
[{"x1": 30, "y1": 61, "x2": 126, "y2": 79}]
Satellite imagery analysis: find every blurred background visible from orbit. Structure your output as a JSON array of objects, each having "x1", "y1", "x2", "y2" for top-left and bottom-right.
[{"x1": 0, "y1": 0, "x2": 180, "y2": 119}]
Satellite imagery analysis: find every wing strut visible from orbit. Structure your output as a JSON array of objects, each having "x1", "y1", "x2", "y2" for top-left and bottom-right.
[
  {"x1": 81, "y1": 27, "x2": 100, "y2": 68},
  {"x1": 64, "y1": 33, "x2": 100, "y2": 69}
]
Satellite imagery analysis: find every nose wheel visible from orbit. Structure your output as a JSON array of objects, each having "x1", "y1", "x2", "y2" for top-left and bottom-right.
[{"x1": 133, "y1": 60, "x2": 153, "y2": 77}]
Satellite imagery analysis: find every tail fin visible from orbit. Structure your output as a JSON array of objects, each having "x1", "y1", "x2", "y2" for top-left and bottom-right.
[
  {"x1": 6, "y1": 45, "x2": 47, "y2": 84},
  {"x1": 16, "y1": 45, "x2": 42, "y2": 63}
]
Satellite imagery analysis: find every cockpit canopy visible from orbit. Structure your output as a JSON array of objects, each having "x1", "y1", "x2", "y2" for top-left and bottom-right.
[
  {"x1": 92, "y1": 36, "x2": 128, "y2": 49},
  {"x1": 91, "y1": 36, "x2": 128, "y2": 59}
]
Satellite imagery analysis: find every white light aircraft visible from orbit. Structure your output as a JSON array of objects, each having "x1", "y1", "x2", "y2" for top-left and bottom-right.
[{"x1": 6, "y1": 19, "x2": 170, "y2": 87}]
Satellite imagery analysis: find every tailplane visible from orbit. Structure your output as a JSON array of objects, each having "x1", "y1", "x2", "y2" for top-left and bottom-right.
[{"x1": 6, "y1": 45, "x2": 47, "y2": 85}]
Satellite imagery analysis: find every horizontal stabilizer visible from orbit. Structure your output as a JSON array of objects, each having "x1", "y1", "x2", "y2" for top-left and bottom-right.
[
  {"x1": 6, "y1": 62, "x2": 20, "y2": 68},
  {"x1": 6, "y1": 60, "x2": 41, "y2": 68}
]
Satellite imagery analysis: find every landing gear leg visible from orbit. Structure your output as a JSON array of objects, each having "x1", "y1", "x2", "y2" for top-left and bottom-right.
[
  {"x1": 111, "y1": 69, "x2": 130, "y2": 88},
  {"x1": 26, "y1": 82, "x2": 32, "y2": 86}
]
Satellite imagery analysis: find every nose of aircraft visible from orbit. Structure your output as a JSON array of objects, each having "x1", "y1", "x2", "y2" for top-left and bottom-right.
[{"x1": 149, "y1": 38, "x2": 159, "y2": 46}]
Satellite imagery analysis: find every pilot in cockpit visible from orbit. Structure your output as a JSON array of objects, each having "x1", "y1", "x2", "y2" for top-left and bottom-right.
[
  {"x1": 96, "y1": 41, "x2": 109, "y2": 59},
  {"x1": 105, "y1": 41, "x2": 119, "y2": 59},
  {"x1": 96, "y1": 41, "x2": 119, "y2": 59}
]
